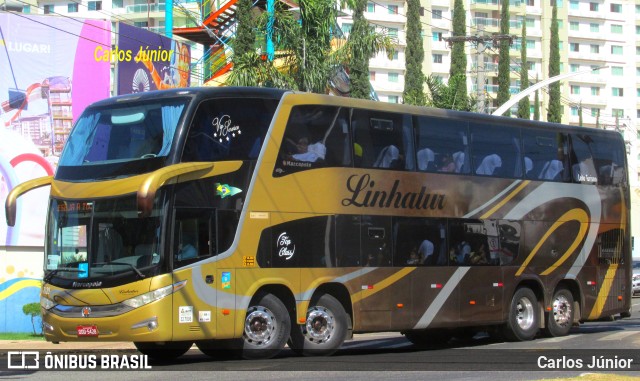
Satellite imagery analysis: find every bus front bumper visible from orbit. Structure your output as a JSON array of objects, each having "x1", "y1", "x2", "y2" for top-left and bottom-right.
[{"x1": 41, "y1": 298, "x2": 172, "y2": 343}]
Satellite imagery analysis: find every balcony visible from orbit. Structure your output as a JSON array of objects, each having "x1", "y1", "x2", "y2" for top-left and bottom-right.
[
  {"x1": 567, "y1": 50, "x2": 606, "y2": 62},
  {"x1": 125, "y1": 3, "x2": 166, "y2": 13}
]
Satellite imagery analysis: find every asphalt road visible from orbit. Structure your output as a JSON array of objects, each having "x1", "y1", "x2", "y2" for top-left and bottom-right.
[{"x1": 3, "y1": 298, "x2": 640, "y2": 380}]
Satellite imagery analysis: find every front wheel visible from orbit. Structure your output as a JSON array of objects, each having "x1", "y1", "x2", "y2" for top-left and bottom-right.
[
  {"x1": 289, "y1": 294, "x2": 349, "y2": 356},
  {"x1": 503, "y1": 287, "x2": 539, "y2": 341},
  {"x1": 134, "y1": 341, "x2": 192, "y2": 361},
  {"x1": 241, "y1": 293, "x2": 291, "y2": 360},
  {"x1": 545, "y1": 288, "x2": 574, "y2": 337}
]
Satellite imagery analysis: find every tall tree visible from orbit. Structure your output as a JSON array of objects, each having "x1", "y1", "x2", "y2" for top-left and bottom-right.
[
  {"x1": 497, "y1": 0, "x2": 511, "y2": 116},
  {"x1": 534, "y1": 89, "x2": 540, "y2": 120},
  {"x1": 403, "y1": 0, "x2": 425, "y2": 105},
  {"x1": 517, "y1": 22, "x2": 530, "y2": 119},
  {"x1": 449, "y1": 0, "x2": 468, "y2": 107},
  {"x1": 233, "y1": 0, "x2": 256, "y2": 57},
  {"x1": 348, "y1": 0, "x2": 374, "y2": 99},
  {"x1": 298, "y1": 0, "x2": 338, "y2": 93},
  {"x1": 547, "y1": 2, "x2": 562, "y2": 123}
]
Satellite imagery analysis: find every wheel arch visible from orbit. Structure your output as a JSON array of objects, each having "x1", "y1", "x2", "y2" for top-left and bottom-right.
[
  {"x1": 246, "y1": 284, "x2": 297, "y2": 333},
  {"x1": 310, "y1": 282, "x2": 354, "y2": 336},
  {"x1": 554, "y1": 279, "x2": 582, "y2": 324}
]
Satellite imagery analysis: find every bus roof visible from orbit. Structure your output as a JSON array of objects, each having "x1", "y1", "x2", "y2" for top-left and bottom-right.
[{"x1": 88, "y1": 87, "x2": 289, "y2": 108}]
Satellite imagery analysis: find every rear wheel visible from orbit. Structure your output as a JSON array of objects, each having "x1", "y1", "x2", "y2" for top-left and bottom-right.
[
  {"x1": 503, "y1": 287, "x2": 539, "y2": 341},
  {"x1": 545, "y1": 288, "x2": 574, "y2": 337},
  {"x1": 289, "y1": 294, "x2": 349, "y2": 356},
  {"x1": 134, "y1": 341, "x2": 192, "y2": 361},
  {"x1": 241, "y1": 293, "x2": 291, "y2": 360}
]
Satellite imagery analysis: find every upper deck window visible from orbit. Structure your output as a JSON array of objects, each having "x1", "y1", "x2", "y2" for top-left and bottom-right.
[
  {"x1": 274, "y1": 105, "x2": 351, "y2": 177},
  {"x1": 182, "y1": 98, "x2": 279, "y2": 162}
]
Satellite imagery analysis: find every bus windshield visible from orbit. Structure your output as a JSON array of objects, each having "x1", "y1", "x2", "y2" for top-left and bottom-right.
[
  {"x1": 45, "y1": 195, "x2": 164, "y2": 286},
  {"x1": 57, "y1": 98, "x2": 188, "y2": 180}
]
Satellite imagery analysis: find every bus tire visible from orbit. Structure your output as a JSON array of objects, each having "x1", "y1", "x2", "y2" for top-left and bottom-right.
[
  {"x1": 134, "y1": 341, "x2": 192, "y2": 361},
  {"x1": 545, "y1": 288, "x2": 574, "y2": 337},
  {"x1": 503, "y1": 287, "x2": 539, "y2": 341},
  {"x1": 289, "y1": 294, "x2": 349, "y2": 356},
  {"x1": 241, "y1": 293, "x2": 291, "y2": 360}
]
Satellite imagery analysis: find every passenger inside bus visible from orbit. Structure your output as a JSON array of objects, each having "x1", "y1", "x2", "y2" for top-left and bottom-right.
[
  {"x1": 285, "y1": 136, "x2": 326, "y2": 163},
  {"x1": 438, "y1": 153, "x2": 456, "y2": 173},
  {"x1": 417, "y1": 239, "x2": 435, "y2": 264},
  {"x1": 177, "y1": 234, "x2": 197, "y2": 261}
]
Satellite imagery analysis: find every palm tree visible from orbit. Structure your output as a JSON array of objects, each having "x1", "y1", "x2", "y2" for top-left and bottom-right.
[{"x1": 227, "y1": 0, "x2": 393, "y2": 96}]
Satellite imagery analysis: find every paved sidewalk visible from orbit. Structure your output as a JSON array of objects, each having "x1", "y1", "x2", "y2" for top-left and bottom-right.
[{"x1": 0, "y1": 340, "x2": 135, "y2": 350}]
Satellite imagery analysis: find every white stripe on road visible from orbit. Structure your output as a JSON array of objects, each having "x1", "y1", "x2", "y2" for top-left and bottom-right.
[
  {"x1": 539, "y1": 335, "x2": 581, "y2": 343},
  {"x1": 598, "y1": 331, "x2": 639, "y2": 341}
]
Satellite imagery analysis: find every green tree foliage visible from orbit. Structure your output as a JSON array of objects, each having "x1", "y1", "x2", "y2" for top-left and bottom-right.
[
  {"x1": 347, "y1": 0, "x2": 375, "y2": 99},
  {"x1": 22, "y1": 302, "x2": 41, "y2": 336},
  {"x1": 449, "y1": 0, "x2": 468, "y2": 106},
  {"x1": 227, "y1": 0, "x2": 392, "y2": 96},
  {"x1": 402, "y1": 0, "x2": 425, "y2": 105},
  {"x1": 547, "y1": 3, "x2": 562, "y2": 123},
  {"x1": 425, "y1": 74, "x2": 475, "y2": 111},
  {"x1": 497, "y1": 0, "x2": 511, "y2": 116},
  {"x1": 534, "y1": 74, "x2": 540, "y2": 120},
  {"x1": 233, "y1": 0, "x2": 256, "y2": 57},
  {"x1": 517, "y1": 22, "x2": 530, "y2": 119}
]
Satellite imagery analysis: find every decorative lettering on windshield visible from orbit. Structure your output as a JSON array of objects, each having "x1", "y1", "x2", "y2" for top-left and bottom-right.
[
  {"x1": 215, "y1": 183, "x2": 242, "y2": 198},
  {"x1": 57, "y1": 202, "x2": 93, "y2": 213},
  {"x1": 212, "y1": 114, "x2": 242, "y2": 143},
  {"x1": 342, "y1": 174, "x2": 447, "y2": 210}
]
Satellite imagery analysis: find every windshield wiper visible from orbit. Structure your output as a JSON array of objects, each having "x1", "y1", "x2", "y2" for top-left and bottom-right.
[
  {"x1": 44, "y1": 267, "x2": 83, "y2": 283},
  {"x1": 107, "y1": 261, "x2": 145, "y2": 279}
]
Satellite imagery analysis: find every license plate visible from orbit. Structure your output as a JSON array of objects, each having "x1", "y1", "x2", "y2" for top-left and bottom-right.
[{"x1": 77, "y1": 325, "x2": 98, "y2": 337}]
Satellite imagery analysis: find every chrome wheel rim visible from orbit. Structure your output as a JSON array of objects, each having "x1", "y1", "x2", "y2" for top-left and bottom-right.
[
  {"x1": 244, "y1": 306, "x2": 277, "y2": 346},
  {"x1": 516, "y1": 296, "x2": 535, "y2": 331},
  {"x1": 552, "y1": 294, "x2": 572, "y2": 327},
  {"x1": 304, "y1": 307, "x2": 335, "y2": 344}
]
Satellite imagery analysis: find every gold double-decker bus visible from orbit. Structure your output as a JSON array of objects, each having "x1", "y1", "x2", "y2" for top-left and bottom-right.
[{"x1": 6, "y1": 87, "x2": 631, "y2": 360}]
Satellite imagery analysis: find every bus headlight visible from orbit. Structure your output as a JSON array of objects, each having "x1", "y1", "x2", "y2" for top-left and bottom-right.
[
  {"x1": 40, "y1": 296, "x2": 56, "y2": 310},
  {"x1": 122, "y1": 280, "x2": 187, "y2": 309}
]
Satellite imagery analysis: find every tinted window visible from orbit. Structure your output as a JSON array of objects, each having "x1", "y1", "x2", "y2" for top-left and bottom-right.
[
  {"x1": 522, "y1": 129, "x2": 569, "y2": 181},
  {"x1": 470, "y1": 123, "x2": 521, "y2": 178},
  {"x1": 591, "y1": 135, "x2": 626, "y2": 185},
  {"x1": 415, "y1": 116, "x2": 470, "y2": 173},
  {"x1": 257, "y1": 216, "x2": 336, "y2": 268},
  {"x1": 274, "y1": 106, "x2": 351, "y2": 177},
  {"x1": 393, "y1": 217, "x2": 447, "y2": 266},
  {"x1": 182, "y1": 98, "x2": 278, "y2": 162},
  {"x1": 352, "y1": 109, "x2": 412, "y2": 170},
  {"x1": 569, "y1": 134, "x2": 598, "y2": 184}
]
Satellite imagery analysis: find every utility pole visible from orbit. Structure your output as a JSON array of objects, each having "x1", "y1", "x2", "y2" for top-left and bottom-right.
[{"x1": 444, "y1": 34, "x2": 514, "y2": 113}]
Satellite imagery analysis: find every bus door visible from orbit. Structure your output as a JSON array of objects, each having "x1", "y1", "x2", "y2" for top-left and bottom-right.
[
  {"x1": 359, "y1": 216, "x2": 398, "y2": 330},
  {"x1": 456, "y1": 220, "x2": 504, "y2": 325},
  {"x1": 171, "y1": 207, "x2": 219, "y2": 340}
]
